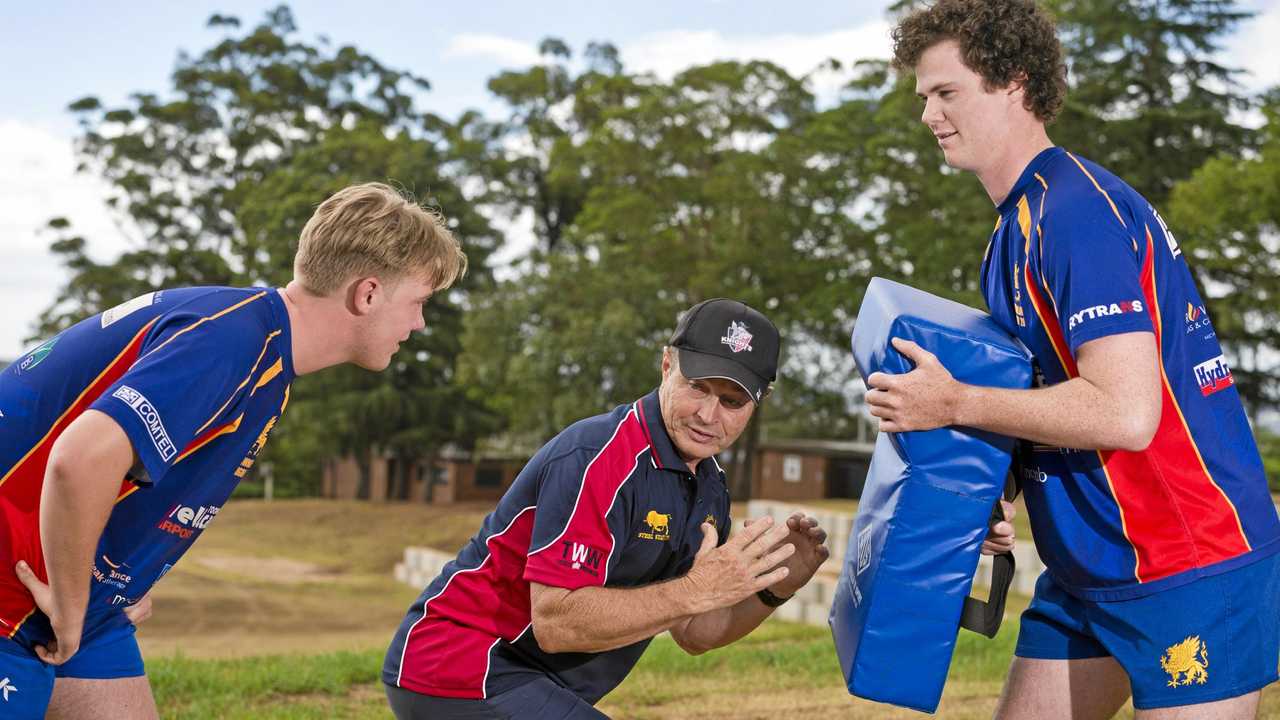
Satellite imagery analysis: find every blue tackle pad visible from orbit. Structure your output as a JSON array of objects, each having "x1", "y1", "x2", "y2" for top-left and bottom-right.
[{"x1": 829, "y1": 277, "x2": 1033, "y2": 713}]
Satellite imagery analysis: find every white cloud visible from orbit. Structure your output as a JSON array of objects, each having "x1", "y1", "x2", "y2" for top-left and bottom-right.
[
  {"x1": 1229, "y1": 0, "x2": 1280, "y2": 93},
  {"x1": 444, "y1": 33, "x2": 543, "y2": 68},
  {"x1": 443, "y1": 23, "x2": 893, "y2": 108},
  {"x1": 488, "y1": 206, "x2": 537, "y2": 276},
  {"x1": 0, "y1": 119, "x2": 130, "y2": 359},
  {"x1": 621, "y1": 22, "x2": 892, "y2": 103}
]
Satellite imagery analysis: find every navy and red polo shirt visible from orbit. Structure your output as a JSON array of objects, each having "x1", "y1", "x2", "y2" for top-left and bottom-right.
[
  {"x1": 980, "y1": 146, "x2": 1280, "y2": 601},
  {"x1": 383, "y1": 390, "x2": 732, "y2": 704}
]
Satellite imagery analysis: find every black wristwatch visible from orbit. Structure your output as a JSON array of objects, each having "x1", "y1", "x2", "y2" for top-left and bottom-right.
[{"x1": 756, "y1": 588, "x2": 793, "y2": 608}]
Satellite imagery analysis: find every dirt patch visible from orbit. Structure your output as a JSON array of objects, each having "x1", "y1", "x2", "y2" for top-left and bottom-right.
[{"x1": 195, "y1": 553, "x2": 342, "y2": 584}]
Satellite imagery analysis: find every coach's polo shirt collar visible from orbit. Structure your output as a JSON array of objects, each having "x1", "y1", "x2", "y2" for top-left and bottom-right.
[{"x1": 637, "y1": 388, "x2": 722, "y2": 479}]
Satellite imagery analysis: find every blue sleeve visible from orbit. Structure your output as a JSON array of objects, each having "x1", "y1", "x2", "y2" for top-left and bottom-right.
[
  {"x1": 1040, "y1": 193, "x2": 1154, "y2": 355},
  {"x1": 524, "y1": 450, "x2": 632, "y2": 590},
  {"x1": 89, "y1": 307, "x2": 270, "y2": 486}
]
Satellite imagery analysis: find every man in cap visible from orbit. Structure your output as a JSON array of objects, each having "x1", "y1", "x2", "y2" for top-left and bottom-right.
[{"x1": 383, "y1": 298, "x2": 830, "y2": 719}]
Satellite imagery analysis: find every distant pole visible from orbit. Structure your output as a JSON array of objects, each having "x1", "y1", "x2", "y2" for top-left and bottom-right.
[{"x1": 263, "y1": 462, "x2": 274, "y2": 502}]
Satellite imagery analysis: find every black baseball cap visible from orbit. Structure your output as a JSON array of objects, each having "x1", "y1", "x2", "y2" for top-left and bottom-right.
[{"x1": 669, "y1": 298, "x2": 780, "y2": 404}]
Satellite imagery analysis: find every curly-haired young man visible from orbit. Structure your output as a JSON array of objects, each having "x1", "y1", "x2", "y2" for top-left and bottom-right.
[{"x1": 869, "y1": 1, "x2": 1280, "y2": 718}]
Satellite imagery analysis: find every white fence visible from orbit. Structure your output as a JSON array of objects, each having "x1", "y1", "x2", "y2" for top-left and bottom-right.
[{"x1": 394, "y1": 501, "x2": 1280, "y2": 629}]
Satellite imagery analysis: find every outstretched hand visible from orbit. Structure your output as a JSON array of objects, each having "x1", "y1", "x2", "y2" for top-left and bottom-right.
[
  {"x1": 756, "y1": 512, "x2": 830, "y2": 597},
  {"x1": 683, "y1": 516, "x2": 794, "y2": 614}
]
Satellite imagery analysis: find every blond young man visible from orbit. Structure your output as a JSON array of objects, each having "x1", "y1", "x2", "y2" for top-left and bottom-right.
[
  {"x1": 873, "y1": 2, "x2": 1280, "y2": 718},
  {"x1": 0, "y1": 183, "x2": 465, "y2": 720}
]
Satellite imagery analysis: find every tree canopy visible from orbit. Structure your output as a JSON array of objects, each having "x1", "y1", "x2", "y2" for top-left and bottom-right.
[{"x1": 37, "y1": 3, "x2": 1279, "y2": 494}]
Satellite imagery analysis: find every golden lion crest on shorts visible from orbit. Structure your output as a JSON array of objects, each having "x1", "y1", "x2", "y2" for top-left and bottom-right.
[{"x1": 1160, "y1": 636, "x2": 1209, "y2": 687}]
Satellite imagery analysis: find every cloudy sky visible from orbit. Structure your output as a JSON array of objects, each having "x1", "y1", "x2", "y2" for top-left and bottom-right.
[{"x1": 3, "y1": 0, "x2": 1278, "y2": 360}]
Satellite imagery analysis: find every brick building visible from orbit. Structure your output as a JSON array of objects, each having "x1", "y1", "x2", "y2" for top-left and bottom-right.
[{"x1": 321, "y1": 437, "x2": 875, "y2": 504}]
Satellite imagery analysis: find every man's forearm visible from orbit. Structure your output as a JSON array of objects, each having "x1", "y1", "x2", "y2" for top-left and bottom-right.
[
  {"x1": 531, "y1": 576, "x2": 701, "y2": 654},
  {"x1": 40, "y1": 460, "x2": 119, "y2": 631},
  {"x1": 39, "y1": 411, "x2": 135, "y2": 633},
  {"x1": 955, "y1": 377, "x2": 1152, "y2": 451},
  {"x1": 871, "y1": 332, "x2": 1160, "y2": 451},
  {"x1": 674, "y1": 593, "x2": 775, "y2": 654}
]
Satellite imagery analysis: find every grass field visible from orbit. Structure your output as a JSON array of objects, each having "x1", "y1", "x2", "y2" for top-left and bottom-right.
[{"x1": 138, "y1": 499, "x2": 1280, "y2": 718}]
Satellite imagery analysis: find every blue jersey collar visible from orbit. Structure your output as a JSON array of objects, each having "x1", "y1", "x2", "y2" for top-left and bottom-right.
[
  {"x1": 997, "y1": 146, "x2": 1063, "y2": 216},
  {"x1": 265, "y1": 288, "x2": 297, "y2": 381}
]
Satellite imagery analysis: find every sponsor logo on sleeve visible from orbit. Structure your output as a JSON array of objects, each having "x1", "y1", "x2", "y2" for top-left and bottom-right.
[
  {"x1": 101, "y1": 291, "x2": 160, "y2": 328},
  {"x1": 557, "y1": 540, "x2": 604, "y2": 576},
  {"x1": 1067, "y1": 300, "x2": 1144, "y2": 331},
  {"x1": 18, "y1": 336, "x2": 59, "y2": 372},
  {"x1": 112, "y1": 385, "x2": 177, "y2": 461},
  {"x1": 1184, "y1": 302, "x2": 1214, "y2": 337},
  {"x1": 1193, "y1": 355, "x2": 1234, "y2": 397},
  {"x1": 1152, "y1": 206, "x2": 1182, "y2": 259}
]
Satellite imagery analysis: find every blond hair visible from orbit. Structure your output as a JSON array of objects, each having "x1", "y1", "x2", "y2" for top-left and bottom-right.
[{"x1": 294, "y1": 182, "x2": 467, "y2": 295}]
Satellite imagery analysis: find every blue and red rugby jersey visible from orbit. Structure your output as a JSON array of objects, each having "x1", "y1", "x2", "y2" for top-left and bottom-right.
[
  {"x1": 383, "y1": 390, "x2": 731, "y2": 704},
  {"x1": 980, "y1": 146, "x2": 1280, "y2": 601},
  {"x1": 0, "y1": 287, "x2": 294, "y2": 647}
]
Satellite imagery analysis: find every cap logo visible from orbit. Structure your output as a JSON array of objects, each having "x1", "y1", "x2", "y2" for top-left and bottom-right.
[{"x1": 721, "y1": 321, "x2": 753, "y2": 353}]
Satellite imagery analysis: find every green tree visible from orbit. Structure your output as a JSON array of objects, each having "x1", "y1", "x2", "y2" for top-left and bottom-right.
[
  {"x1": 41, "y1": 7, "x2": 498, "y2": 497},
  {"x1": 1166, "y1": 93, "x2": 1280, "y2": 419},
  {"x1": 822, "y1": 59, "x2": 995, "y2": 305},
  {"x1": 1257, "y1": 429, "x2": 1280, "y2": 493},
  {"x1": 445, "y1": 38, "x2": 634, "y2": 259},
  {"x1": 1047, "y1": 0, "x2": 1256, "y2": 206},
  {"x1": 38, "y1": 5, "x2": 434, "y2": 335},
  {"x1": 461, "y1": 49, "x2": 867, "y2": 497}
]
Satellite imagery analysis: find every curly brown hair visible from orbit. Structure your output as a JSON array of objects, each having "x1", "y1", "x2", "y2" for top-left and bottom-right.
[{"x1": 892, "y1": 0, "x2": 1067, "y2": 123}]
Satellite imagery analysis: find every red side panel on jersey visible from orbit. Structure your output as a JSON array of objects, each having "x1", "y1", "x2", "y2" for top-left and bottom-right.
[
  {"x1": 1026, "y1": 233, "x2": 1250, "y2": 584},
  {"x1": 523, "y1": 407, "x2": 648, "y2": 590},
  {"x1": 1100, "y1": 230, "x2": 1249, "y2": 582},
  {"x1": 396, "y1": 507, "x2": 537, "y2": 698},
  {"x1": 0, "y1": 320, "x2": 155, "y2": 637}
]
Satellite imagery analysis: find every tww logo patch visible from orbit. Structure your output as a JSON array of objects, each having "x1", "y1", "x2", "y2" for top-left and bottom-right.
[
  {"x1": 1160, "y1": 636, "x2": 1209, "y2": 687},
  {"x1": 558, "y1": 541, "x2": 603, "y2": 577}
]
